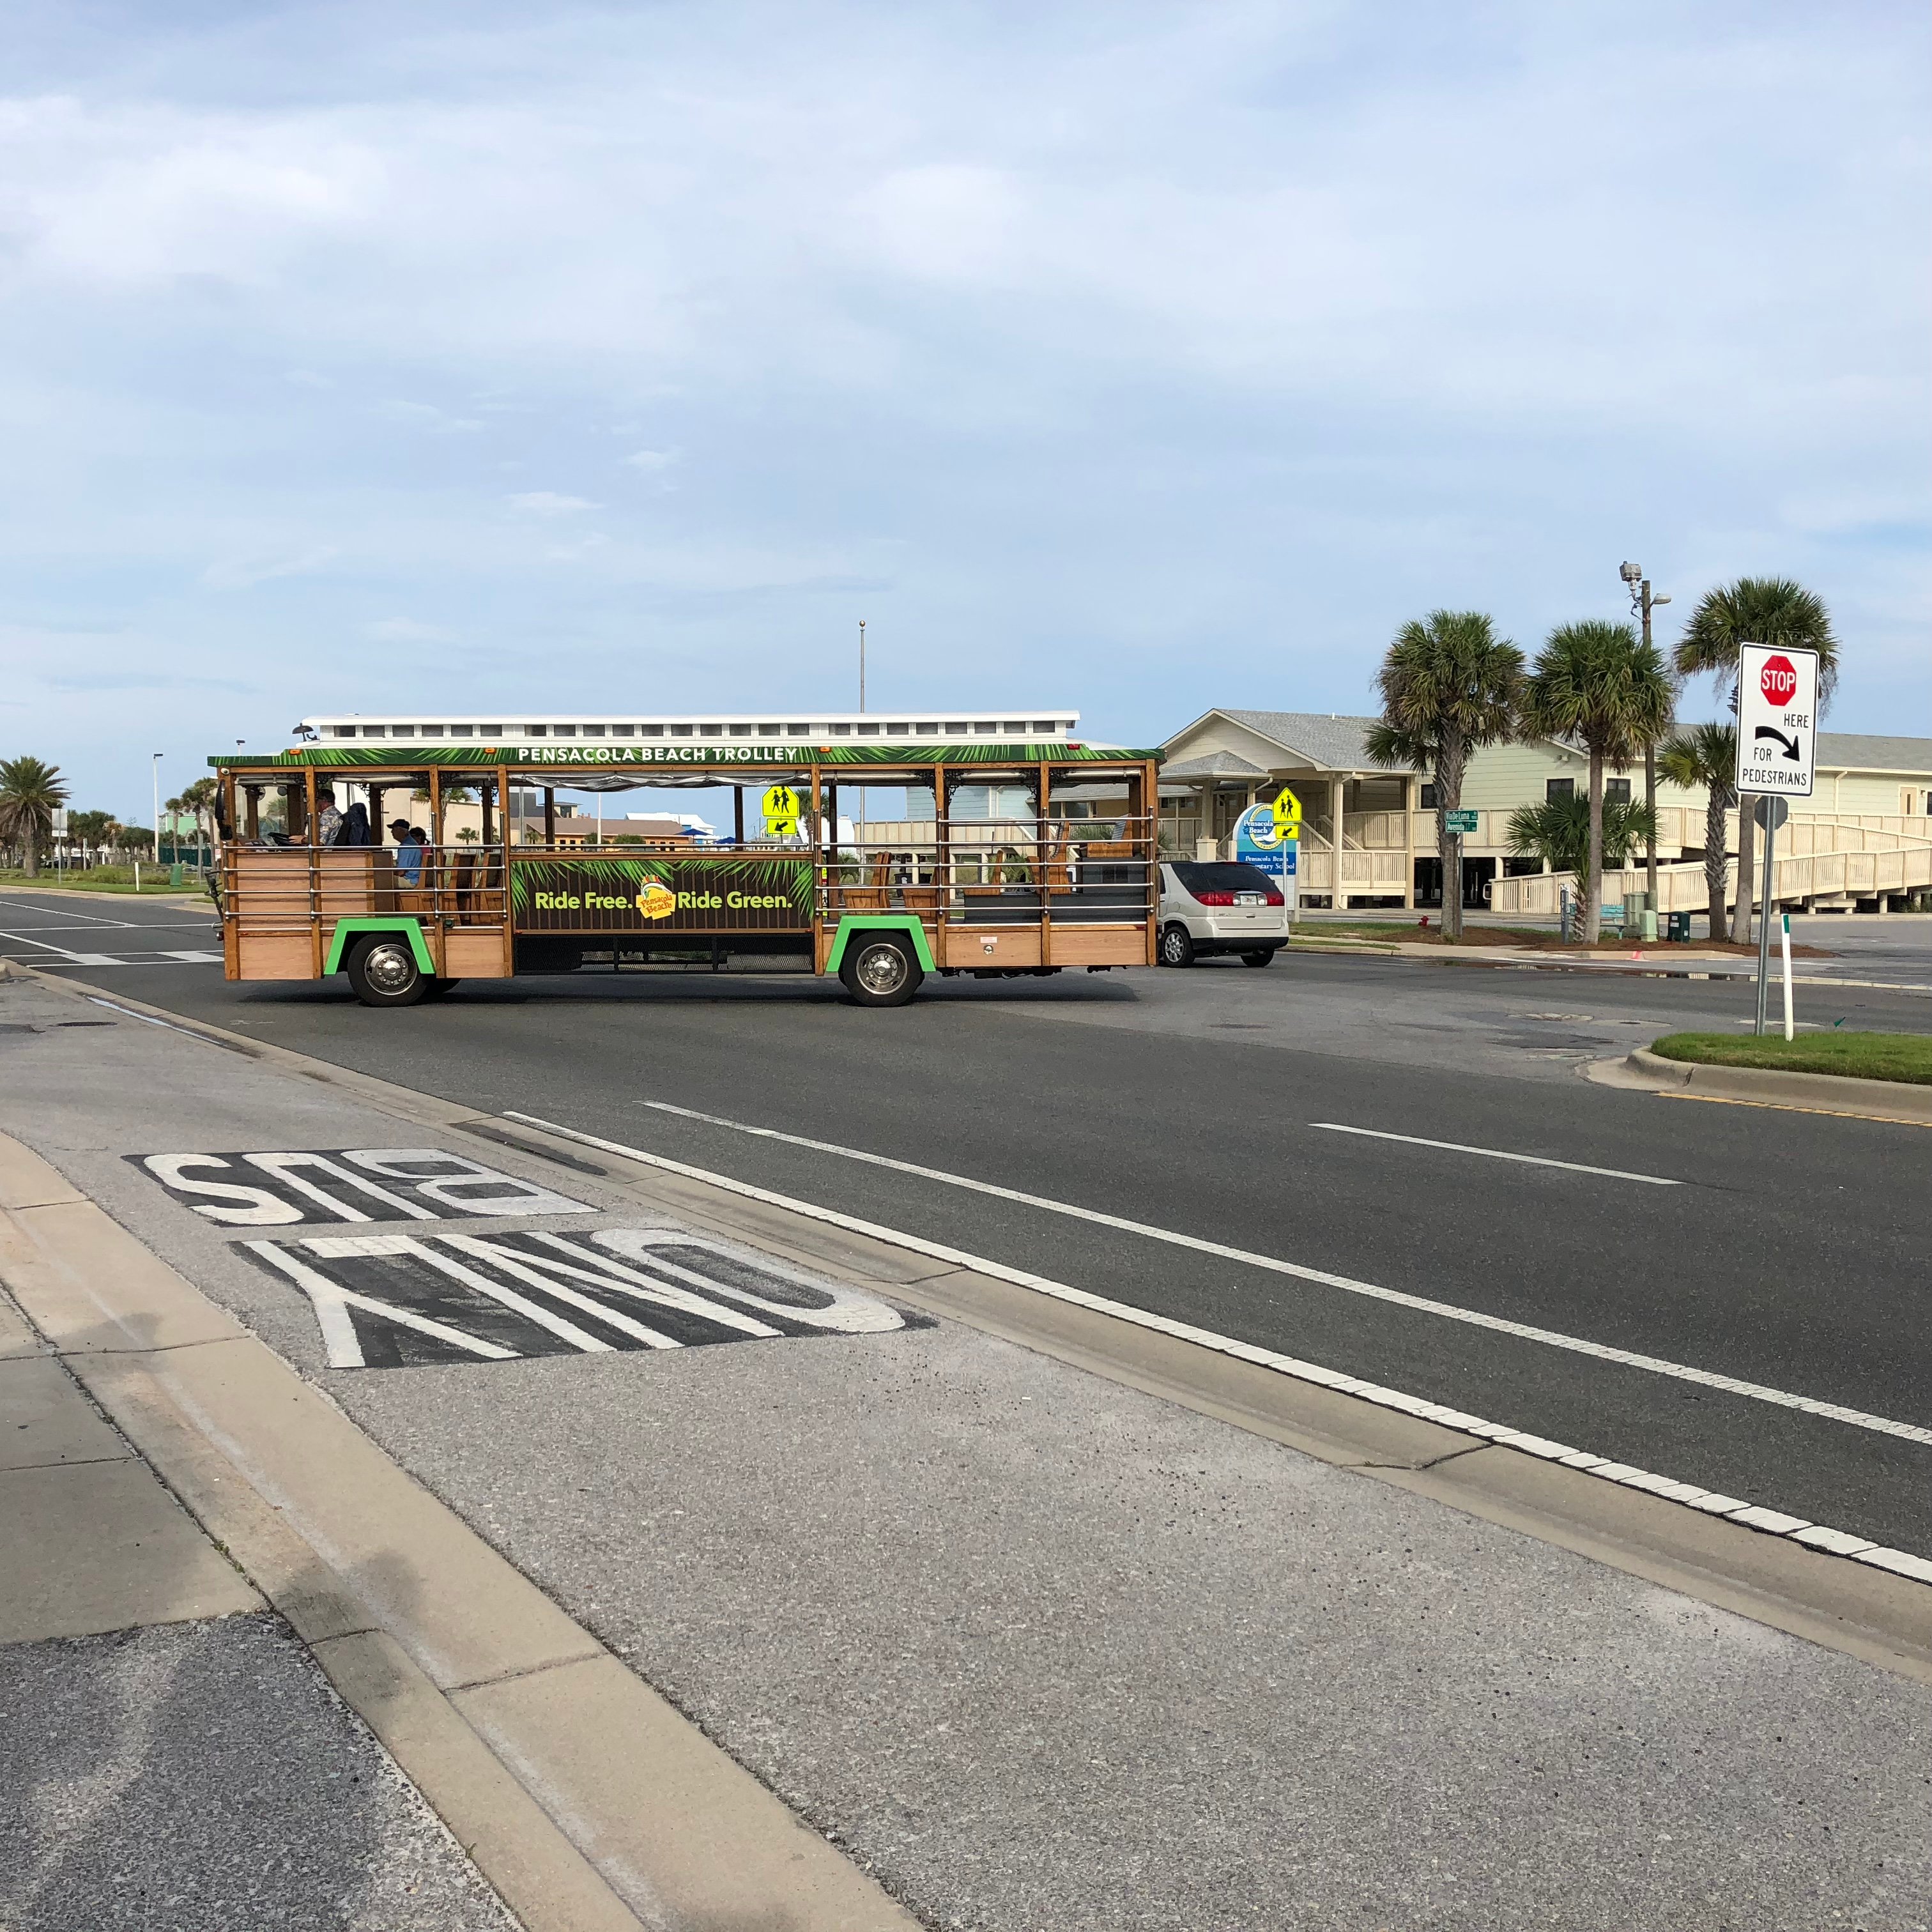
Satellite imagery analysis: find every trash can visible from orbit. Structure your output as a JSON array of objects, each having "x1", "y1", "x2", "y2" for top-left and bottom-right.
[{"x1": 169, "y1": 862, "x2": 185, "y2": 888}]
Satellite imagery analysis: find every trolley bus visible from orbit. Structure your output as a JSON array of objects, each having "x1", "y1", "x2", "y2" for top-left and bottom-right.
[{"x1": 209, "y1": 713, "x2": 1162, "y2": 1008}]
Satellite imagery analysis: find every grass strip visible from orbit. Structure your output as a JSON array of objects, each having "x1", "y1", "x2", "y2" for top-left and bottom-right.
[{"x1": 1651, "y1": 1031, "x2": 1932, "y2": 1086}]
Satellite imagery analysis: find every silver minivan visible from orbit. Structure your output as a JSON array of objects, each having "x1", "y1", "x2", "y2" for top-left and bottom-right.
[{"x1": 1157, "y1": 861, "x2": 1289, "y2": 967}]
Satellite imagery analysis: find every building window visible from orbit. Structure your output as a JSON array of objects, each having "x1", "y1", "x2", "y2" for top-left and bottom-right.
[
  {"x1": 1606, "y1": 777, "x2": 1631, "y2": 804},
  {"x1": 1546, "y1": 778, "x2": 1574, "y2": 802},
  {"x1": 1420, "y1": 783, "x2": 1438, "y2": 809}
]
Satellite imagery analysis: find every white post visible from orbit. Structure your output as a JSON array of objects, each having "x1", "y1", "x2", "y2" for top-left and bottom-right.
[
  {"x1": 1780, "y1": 913, "x2": 1794, "y2": 1041},
  {"x1": 151, "y1": 753, "x2": 163, "y2": 863},
  {"x1": 134, "y1": 861, "x2": 141, "y2": 891}
]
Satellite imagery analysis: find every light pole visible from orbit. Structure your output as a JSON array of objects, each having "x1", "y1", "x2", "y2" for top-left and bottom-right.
[
  {"x1": 858, "y1": 619, "x2": 866, "y2": 714},
  {"x1": 151, "y1": 753, "x2": 164, "y2": 863},
  {"x1": 1620, "y1": 562, "x2": 1671, "y2": 918}
]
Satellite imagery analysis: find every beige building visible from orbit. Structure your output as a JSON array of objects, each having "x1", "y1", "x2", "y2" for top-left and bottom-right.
[{"x1": 1160, "y1": 709, "x2": 1932, "y2": 915}]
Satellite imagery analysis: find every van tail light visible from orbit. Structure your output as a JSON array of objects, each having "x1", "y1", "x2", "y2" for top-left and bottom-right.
[{"x1": 1193, "y1": 890, "x2": 1236, "y2": 905}]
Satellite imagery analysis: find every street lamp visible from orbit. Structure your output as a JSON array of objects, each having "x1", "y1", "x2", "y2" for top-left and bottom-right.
[
  {"x1": 151, "y1": 753, "x2": 164, "y2": 864},
  {"x1": 1620, "y1": 564, "x2": 1672, "y2": 916}
]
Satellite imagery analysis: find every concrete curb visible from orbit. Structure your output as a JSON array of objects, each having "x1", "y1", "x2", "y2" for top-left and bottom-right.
[
  {"x1": 1625, "y1": 1046, "x2": 1932, "y2": 1125},
  {"x1": 0, "y1": 1128, "x2": 921, "y2": 1932}
]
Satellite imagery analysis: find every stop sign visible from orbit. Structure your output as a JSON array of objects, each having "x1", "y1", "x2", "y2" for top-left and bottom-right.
[{"x1": 1760, "y1": 655, "x2": 1798, "y2": 706}]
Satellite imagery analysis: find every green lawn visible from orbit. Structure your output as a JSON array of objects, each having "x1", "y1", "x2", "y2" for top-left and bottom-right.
[
  {"x1": 1650, "y1": 1031, "x2": 1932, "y2": 1085},
  {"x1": 0, "y1": 870, "x2": 201, "y2": 896}
]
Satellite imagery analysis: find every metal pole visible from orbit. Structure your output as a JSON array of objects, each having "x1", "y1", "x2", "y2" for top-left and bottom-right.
[
  {"x1": 859, "y1": 620, "x2": 866, "y2": 713},
  {"x1": 1779, "y1": 912, "x2": 1794, "y2": 1041},
  {"x1": 1641, "y1": 581, "x2": 1658, "y2": 912},
  {"x1": 151, "y1": 753, "x2": 162, "y2": 863},
  {"x1": 1753, "y1": 808, "x2": 1777, "y2": 1035}
]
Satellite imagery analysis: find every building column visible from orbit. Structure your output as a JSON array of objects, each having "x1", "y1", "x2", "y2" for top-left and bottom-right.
[{"x1": 1402, "y1": 774, "x2": 1415, "y2": 909}]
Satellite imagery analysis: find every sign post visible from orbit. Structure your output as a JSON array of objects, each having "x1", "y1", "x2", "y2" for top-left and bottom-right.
[{"x1": 1736, "y1": 645, "x2": 1816, "y2": 1037}]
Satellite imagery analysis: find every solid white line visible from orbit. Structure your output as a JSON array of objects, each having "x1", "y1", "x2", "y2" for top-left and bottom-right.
[
  {"x1": 500, "y1": 1108, "x2": 1932, "y2": 1588},
  {"x1": 622, "y1": 1099, "x2": 1932, "y2": 1449},
  {"x1": 85, "y1": 995, "x2": 223, "y2": 1043},
  {"x1": 0, "y1": 928, "x2": 121, "y2": 963},
  {"x1": 1308, "y1": 1123, "x2": 1682, "y2": 1186}
]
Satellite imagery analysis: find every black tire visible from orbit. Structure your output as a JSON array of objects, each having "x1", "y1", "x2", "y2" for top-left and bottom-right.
[
  {"x1": 1240, "y1": 947, "x2": 1278, "y2": 968},
  {"x1": 1158, "y1": 923, "x2": 1196, "y2": 968},
  {"x1": 838, "y1": 934, "x2": 922, "y2": 1008},
  {"x1": 345, "y1": 933, "x2": 425, "y2": 1008},
  {"x1": 423, "y1": 977, "x2": 462, "y2": 998}
]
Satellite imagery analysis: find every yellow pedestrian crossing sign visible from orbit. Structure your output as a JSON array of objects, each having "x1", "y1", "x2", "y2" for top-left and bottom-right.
[
  {"x1": 761, "y1": 783, "x2": 801, "y2": 839},
  {"x1": 1271, "y1": 786, "x2": 1302, "y2": 841}
]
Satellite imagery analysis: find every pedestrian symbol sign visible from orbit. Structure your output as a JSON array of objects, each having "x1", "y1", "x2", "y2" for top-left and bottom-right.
[
  {"x1": 1271, "y1": 786, "x2": 1302, "y2": 841},
  {"x1": 761, "y1": 783, "x2": 801, "y2": 838},
  {"x1": 1735, "y1": 644, "x2": 1818, "y2": 798}
]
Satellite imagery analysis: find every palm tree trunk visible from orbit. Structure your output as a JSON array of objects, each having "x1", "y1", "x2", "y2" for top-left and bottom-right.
[
  {"x1": 1735, "y1": 794, "x2": 1756, "y2": 949},
  {"x1": 1437, "y1": 733, "x2": 1466, "y2": 942},
  {"x1": 1703, "y1": 785, "x2": 1729, "y2": 942},
  {"x1": 1582, "y1": 748, "x2": 1604, "y2": 944}
]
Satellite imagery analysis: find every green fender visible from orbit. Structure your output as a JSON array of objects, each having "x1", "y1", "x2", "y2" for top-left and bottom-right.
[
  {"x1": 824, "y1": 915, "x2": 935, "y2": 976},
  {"x1": 325, "y1": 917, "x2": 434, "y2": 976}
]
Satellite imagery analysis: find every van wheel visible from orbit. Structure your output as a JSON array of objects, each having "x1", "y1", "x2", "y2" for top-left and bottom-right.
[
  {"x1": 346, "y1": 935, "x2": 425, "y2": 1008},
  {"x1": 1159, "y1": 923, "x2": 1196, "y2": 968},
  {"x1": 1240, "y1": 947, "x2": 1278, "y2": 967},
  {"x1": 839, "y1": 935, "x2": 922, "y2": 1008}
]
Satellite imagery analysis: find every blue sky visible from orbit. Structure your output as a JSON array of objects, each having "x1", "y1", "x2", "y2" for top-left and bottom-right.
[{"x1": 3, "y1": 1, "x2": 1927, "y2": 820}]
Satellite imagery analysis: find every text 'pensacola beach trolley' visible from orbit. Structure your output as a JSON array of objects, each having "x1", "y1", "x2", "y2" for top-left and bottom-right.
[{"x1": 210, "y1": 712, "x2": 1162, "y2": 1008}]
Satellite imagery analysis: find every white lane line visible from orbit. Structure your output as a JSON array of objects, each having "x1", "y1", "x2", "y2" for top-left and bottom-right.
[
  {"x1": 0, "y1": 928, "x2": 121, "y2": 964},
  {"x1": 627, "y1": 1098, "x2": 1932, "y2": 1451},
  {"x1": 1309, "y1": 1123, "x2": 1682, "y2": 1186},
  {"x1": 0, "y1": 900, "x2": 136, "y2": 928},
  {"x1": 501, "y1": 1110, "x2": 1932, "y2": 1590},
  {"x1": 84, "y1": 995, "x2": 224, "y2": 1045},
  {"x1": 161, "y1": 950, "x2": 224, "y2": 963}
]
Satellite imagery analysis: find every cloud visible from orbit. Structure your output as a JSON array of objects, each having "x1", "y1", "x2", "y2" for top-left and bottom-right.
[
  {"x1": 507, "y1": 491, "x2": 599, "y2": 516},
  {"x1": 362, "y1": 617, "x2": 454, "y2": 642},
  {"x1": 378, "y1": 399, "x2": 483, "y2": 433},
  {"x1": 621, "y1": 448, "x2": 678, "y2": 472},
  {"x1": 200, "y1": 545, "x2": 339, "y2": 588}
]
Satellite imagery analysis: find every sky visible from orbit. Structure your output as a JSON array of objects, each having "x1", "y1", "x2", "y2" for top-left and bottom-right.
[{"x1": 1, "y1": 0, "x2": 1928, "y2": 821}]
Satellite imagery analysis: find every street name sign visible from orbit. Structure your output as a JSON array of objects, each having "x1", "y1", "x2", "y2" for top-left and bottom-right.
[
  {"x1": 1735, "y1": 644, "x2": 1818, "y2": 797},
  {"x1": 1445, "y1": 808, "x2": 1478, "y2": 834}
]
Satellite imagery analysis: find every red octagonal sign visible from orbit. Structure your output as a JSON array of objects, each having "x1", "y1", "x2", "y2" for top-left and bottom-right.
[{"x1": 1760, "y1": 655, "x2": 1798, "y2": 706}]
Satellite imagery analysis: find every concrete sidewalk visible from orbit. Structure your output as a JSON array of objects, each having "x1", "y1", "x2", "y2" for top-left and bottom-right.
[
  {"x1": 0, "y1": 1282, "x2": 518, "y2": 1932},
  {"x1": 5, "y1": 966, "x2": 1932, "y2": 1929}
]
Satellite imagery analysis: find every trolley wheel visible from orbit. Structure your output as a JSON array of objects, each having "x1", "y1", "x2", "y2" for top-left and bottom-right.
[
  {"x1": 423, "y1": 977, "x2": 463, "y2": 998},
  {"x1": 838, "y1": 933, "x2": 922, "y2": 1008},
  {"x1": 1158, "y1": 923, "x2": 1196, "y2": 968},
  {"x1": 345, "y1": 934, "x2": 426, "y2": 1008},
  {"x1": 1239, "y1": 947, "x2": 1278, "y2": 968}
]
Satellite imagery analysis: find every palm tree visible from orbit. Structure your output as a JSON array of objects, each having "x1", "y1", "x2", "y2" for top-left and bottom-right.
[
  {"x1": 0, "y1": 756, "x2": 70, "y2": 878},
  {"x1": 1521, "y1": 622, "x2": 1673, "y2": 942},
  {"x1": 1364, "y1": 610, "x2": 1524, "y2": 941},
  {"x1": 1675, "y1": 578, "x2": 1837, "y2": 946},
  {"x1": 1506, "y1": 795, "x2": 1657, "y2": 882},
  {"x1": 1658, "y1": 723, "x2": 1738, "y2": 943}
]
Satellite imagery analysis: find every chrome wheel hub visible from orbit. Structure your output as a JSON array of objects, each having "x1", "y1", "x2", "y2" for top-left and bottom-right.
[
  {"x1": 854, "y1": 944, "x2": 908, "y2": 997},
  {"x1": 364, "y1": 942, "x2": 416, "y2": 993}
]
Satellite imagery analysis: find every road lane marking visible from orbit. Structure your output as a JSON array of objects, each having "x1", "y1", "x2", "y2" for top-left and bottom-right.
[
  {"x1": 503, "y1": 1108, "x2": 1932, "y2": 1588},
  {"x1": 607, "y1": 1100, "x2": 1932, "y2": 1452},
  {"x1": 1308, "y1": 1123, "x2": 1682, "y2": 1185},
  {"x1": 0, "y1": 928, "x2": 122, "y2": 963}
]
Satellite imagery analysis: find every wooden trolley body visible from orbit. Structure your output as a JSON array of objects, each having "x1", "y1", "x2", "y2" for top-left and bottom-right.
[{"x1": 210, "y1": 737, "x2": 1162, "y2": 1000}]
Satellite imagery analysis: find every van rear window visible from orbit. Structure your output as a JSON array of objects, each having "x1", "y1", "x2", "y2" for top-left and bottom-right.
[{"x1": 1171, "y1": 862, "x2": 1276, "y2": 894}]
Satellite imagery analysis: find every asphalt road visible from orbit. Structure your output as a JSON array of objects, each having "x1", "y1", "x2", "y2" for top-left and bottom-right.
[
  {"x1": 19, "y1": 888, "x2": 1932, "y2": 1556},
  {"x1": 7, "y1": 979, "x2": 1931, "y2": 1932}
]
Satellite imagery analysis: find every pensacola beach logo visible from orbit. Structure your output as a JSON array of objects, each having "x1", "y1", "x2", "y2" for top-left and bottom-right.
[{"x1": 636, "y1": 882, "x2": 677, "y2": 920}]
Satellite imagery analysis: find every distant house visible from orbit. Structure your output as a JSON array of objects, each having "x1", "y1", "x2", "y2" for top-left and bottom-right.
[{"x1": 1160, "y1": 709, "x2": 1932, "y2": 912}]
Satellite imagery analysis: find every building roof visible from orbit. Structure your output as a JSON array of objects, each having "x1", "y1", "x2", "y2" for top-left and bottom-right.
[
  {"x1": 1160, "y1": 750, "x2": 1272, "y2": 780},
  {"x1": 1163, "y1": 709, "x2": 1409, "y2": 773},
  {"x1": 1814, "y1": 731, "x2": 1932, "y2": 774}
]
